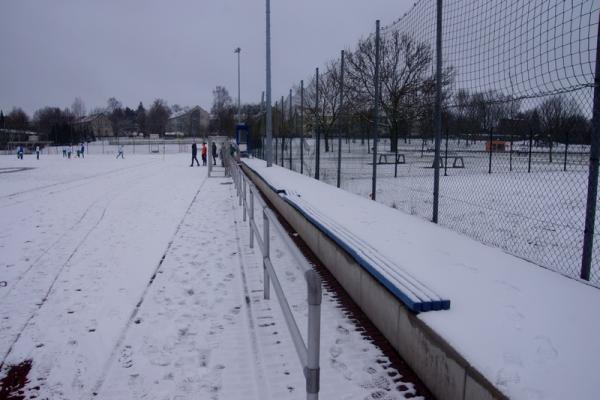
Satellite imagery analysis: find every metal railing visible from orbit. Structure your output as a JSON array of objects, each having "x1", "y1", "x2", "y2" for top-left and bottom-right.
[{"x1": 225, "y1": 152, "x2": 322, "y2": 400}]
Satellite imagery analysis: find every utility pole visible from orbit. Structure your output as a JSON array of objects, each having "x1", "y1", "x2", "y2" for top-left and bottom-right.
[
  {"x1": 234, "y1": 47, "x2": 241, "y2": 123},
  {"x1": 265, "y1": 0, "x2": 273, "y2": 166}
]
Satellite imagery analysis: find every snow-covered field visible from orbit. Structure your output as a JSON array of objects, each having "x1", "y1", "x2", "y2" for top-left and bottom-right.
[
  {"x1": 271, "y1": 138, "x2": 599, "y2": 285},
  {"x1": 0, "y1": 153, "x2": 425, "y2": 399}
]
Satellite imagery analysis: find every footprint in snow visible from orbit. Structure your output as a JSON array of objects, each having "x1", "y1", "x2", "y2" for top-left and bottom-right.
[
  {"x1": 119, "y1": 345, "x2": 134, "y2": 368},
  {"x1": 330, "y1": 359, "x2": 353, "y2": 381},
  {"x1": 336, "y1": 325, "x2": 350, "y2": 336},
  {"x1": 533, "y1": 336, "x2": 558, "y2": 364}
]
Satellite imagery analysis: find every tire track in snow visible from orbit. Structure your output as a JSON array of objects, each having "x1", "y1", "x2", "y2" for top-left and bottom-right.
[
  {"x1": 0, "y1": 164, "x2": 173, "y2": 370},
  {"x1": 0, "y1": 166, "x2": 155, "y2": 302},
  {"x1": 90, "y1": 174, "x2": 210, "y2": 398},
  {"x1": 0, "y1": 159, "x2": 158, "y2": 207},
  {"x1": 0, "y1": 204, "x2": 110, "y2": 371}
]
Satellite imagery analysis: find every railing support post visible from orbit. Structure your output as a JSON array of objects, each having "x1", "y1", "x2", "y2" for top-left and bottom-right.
[
  {"x1": 238, "y1": 173, "x2": 243, "y2": 206},
  {"x1": 263, "y1": 209, "x2": 271, "y2": 300},
  {"x1": 305, "y1": 269, "x2": 321, "y2": 400},
  {"x1": 249, "y1": 188, "x2": 255, "y2": 249},
  {"x1": 243, "y1": 178, "x2": 247, "y2": 222}
]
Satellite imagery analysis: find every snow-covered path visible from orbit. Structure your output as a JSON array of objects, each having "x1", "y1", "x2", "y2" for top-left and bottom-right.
[{"x1": 1, "y1": 154, "x2": 425, "y2": 399}]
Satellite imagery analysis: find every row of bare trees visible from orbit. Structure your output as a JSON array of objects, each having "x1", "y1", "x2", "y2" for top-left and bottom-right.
[
  {"x1": 451, "y1": 90, "x2": 590, "y2": 145},
  {"x1": 260, "y1": 27, "x2": 591, "y2": 153},
  {"x1": 283, "y1": 29, "x2": 454, "y2": 153},
  {"x1": 1, "y1": 96, "x2": 177, "y2": 146}
]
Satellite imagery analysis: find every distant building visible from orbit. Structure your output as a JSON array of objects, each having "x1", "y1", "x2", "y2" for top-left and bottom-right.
[
  {"x1": 166, "y1": 106, "x2": 209, "y2": 137},
  {"x1": 73, "y1": 113, "x2": 113, "y2": 137}
]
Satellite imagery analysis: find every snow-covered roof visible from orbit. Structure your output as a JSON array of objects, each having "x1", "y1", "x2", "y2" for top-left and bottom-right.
[
  {"x1": 168, "y1": 106, "x2": 208, "y2": 120},
  {"x1": 74, "y1": 113, "x2": 108, "y2": 124}
]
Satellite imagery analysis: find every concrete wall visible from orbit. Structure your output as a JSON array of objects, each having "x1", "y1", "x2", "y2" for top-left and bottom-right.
[{"x1": 242, "y1": 164, "x2": 507, "y2": 400}]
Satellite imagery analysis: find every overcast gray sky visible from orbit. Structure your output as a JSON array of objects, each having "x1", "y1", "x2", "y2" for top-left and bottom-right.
[{"x1": 0, "y1": 0, "x2": 413, "y2": 116}]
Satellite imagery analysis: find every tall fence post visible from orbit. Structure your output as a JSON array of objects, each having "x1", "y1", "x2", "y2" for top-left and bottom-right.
[
  {"x1": 337, "y1": 50, "x2": 345, "y2": 188},
  {"x1": 488, "y1": 128, "x2": 493, "y2": 174},
  {"x1": 509, "y1": 135, "x2": 513, "y2": 172},
  {"x1": 289, "y1": 89, "x2": 293, "y2": 170},
  {"x1": 394, "y1": 133, "x2": 399, "y2": 178},
  {"x1": 563, "y1": 130, "x2": 569, "y2": 172},
  {"x1": 528, "y1": 129, "x2": 533, "y2": 173},
  {"x1": 371, "y1": 20, "x2": 381, "y2": 201},
  {"x1": 581, "y1": 16, "x2": 600, "y2": 281},
  {"x1": 249, "y1": 188, "x2": 254, "y2": 249},
  {"x1": 444, "y1": 129, "x2": 449, "y2": 176},
  {"x1": 263, "y1": 208, "x2": 271, "y2": 299},
  {"x1": 432, "y1": 0, "x2": 443, "y2": 222},
  {"x1": 301, "y1": 80, "x2": 305, "y2": 175},
  {"x1": 281, "y1": 95, "x2": 285, "y2": 167},
  {"x1": 305, "y1": 269, "x2": 322, "y2": 400},
  {"x1": 315, "y1": 68, "x2": 321, "y2": 180}
]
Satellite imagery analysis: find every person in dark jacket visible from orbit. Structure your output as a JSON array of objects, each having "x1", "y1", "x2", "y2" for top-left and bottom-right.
[
  {"x1": 211, "y1": 142, "x2": 217, "y2": 165},
  {"x1": 190, "y1": 141, "x2": 199, "y2": 166}
]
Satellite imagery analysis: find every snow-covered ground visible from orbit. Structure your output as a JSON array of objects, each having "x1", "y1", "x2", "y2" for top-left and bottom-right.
[
  {"x1": 244, "y1": 157, "x2": 600, "y2": 400},
  {"x1": 0, "y1": 153, "x2": 425, "y2": 399}
]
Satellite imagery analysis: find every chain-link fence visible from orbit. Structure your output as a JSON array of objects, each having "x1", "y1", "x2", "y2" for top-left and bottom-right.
[{"x1": 249, "y1": 0, "x2": 600, "y2": 287}]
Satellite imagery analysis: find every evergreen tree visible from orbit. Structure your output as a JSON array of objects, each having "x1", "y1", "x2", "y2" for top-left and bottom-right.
[{"x1": 136, "y1": 102, "x2": 147, "y2": 135}]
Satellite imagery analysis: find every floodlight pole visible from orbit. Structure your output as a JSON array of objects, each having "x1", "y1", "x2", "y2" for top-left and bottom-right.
[
  {"x1": 235, "y1": 47, "x2": 241, "y2": 124},
  {"x1": 265, "y1": 0, "x2": 273, "y2": 167}
]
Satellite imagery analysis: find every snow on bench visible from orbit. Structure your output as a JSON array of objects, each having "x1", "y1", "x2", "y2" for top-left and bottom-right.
[{"x1": 243, "y1": 163, "x2": 450, "y2": 313}]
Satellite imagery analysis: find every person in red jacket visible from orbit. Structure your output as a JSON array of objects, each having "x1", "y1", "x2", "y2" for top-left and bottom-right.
[{"x1": 201, "y1": 142, "x2": 208, "y2": 166}]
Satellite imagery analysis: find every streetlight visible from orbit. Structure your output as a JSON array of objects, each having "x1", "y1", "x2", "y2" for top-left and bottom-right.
[
  {"x1": 265, "y1": 0, "x2": 272, "y2": 167},
  {"x1": 234, "y1": 47, "x2": 241, "y2": 123}
]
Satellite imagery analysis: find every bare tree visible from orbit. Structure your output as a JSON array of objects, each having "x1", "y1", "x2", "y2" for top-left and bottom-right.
[
  {"x1": 539, "y1": 95, "x2": 581, "y2": 142},
  {"x1": 6, "y1": 107, "x2": 30, "y2": 131},
  {"x1": 210, "y1": 86, "x2": 235, "y2": 134},
  {"x1": 346, "y1": 29, "x2": 453, "y2": 151},
  {"x1": 147, "y1": 99, "x2": 170, "y2": 136},
  {"x1": 106, "y1": 97, "x2": 122, "y2": 113},
  {"x1": 71, "y1": 97, "x2": 86, "y2": 119},
  {"x1": 539, "y1": 95, "x2": 583, "y2": 162},
  {"x1": 302, "y1": 59, "x2": 346, "y2": 152},
  {"x1": 33, "y1": 107, "x2": 79, "y2": 144},
  {"x1": 450, "y1": 90, "x2": 520, "y2": 137}
]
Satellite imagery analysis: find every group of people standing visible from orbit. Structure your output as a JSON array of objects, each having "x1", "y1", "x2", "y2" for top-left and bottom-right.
[
  {"x1": 191, "y1": 141, "x2": 217, "y2": 167},
  {"x1": 62, "y1": 143, "x2": 86, "y2": 159},
  {"x1": 15, "y1": 145, "x2": 41, "y2": 160}
]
